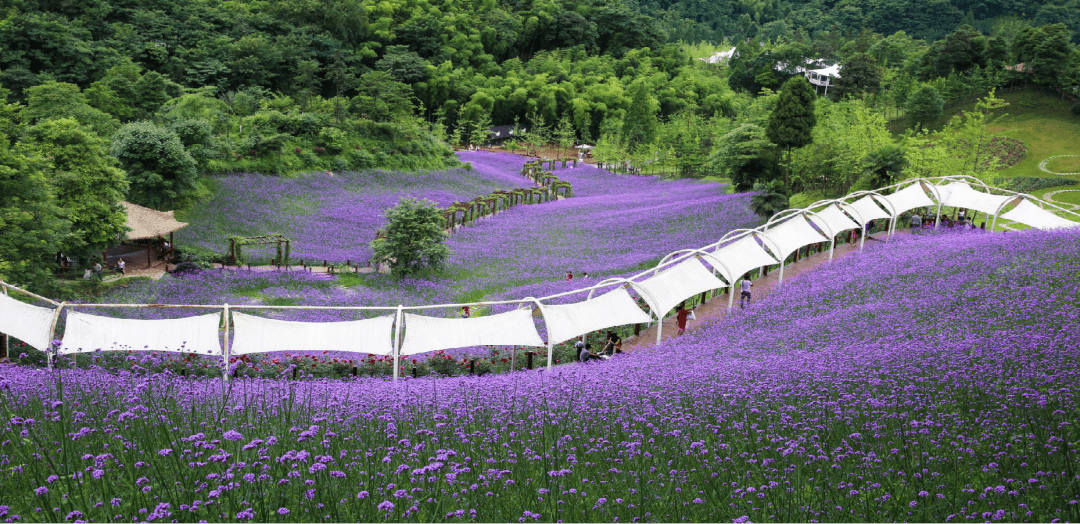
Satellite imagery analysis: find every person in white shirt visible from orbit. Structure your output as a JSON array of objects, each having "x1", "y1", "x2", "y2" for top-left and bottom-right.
[
  {"x1": 117, "y1": 258, "x2": 126, "y2": 275},
  {"x1": 740, "y1": 277, "x2": 753, "y2": 309}
]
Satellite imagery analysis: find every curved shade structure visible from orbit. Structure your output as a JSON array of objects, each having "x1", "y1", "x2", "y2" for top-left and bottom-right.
[
  {"x1": 881, "y1": 183, "x2": 935, "y2": 215},
  {"x1": 541, "y1": 287, "x2": 652, "y2": 345},
  {"x1": 936, "y1": 182, "x2": 1014, "y2": 215},
  {"x1": 702, "y1": 235, "x2": 779, "y2": 283},
  {"x1": 807, "y1": 205, "x2": 861, "y2": 235},
  {"x1": 846, "y1": 195, "x2": 891, "y2": 222},
  {"x1": 401, "y1": 308, "x2": 543, "y2": 356},
  {"x1": 231, "y1": 312, "x2": 394, "y2": 356},
  {"x1": 59, "y1": 311, "x2": 222, "y2": 355},
  {"x1": 761, "y1": 216, "x2": 829, "y2": 259},
  {"x1": 0, "y1": 292, "x2": 55, "y2": 352},
  {"x1": 631, "y1": 258, "x2": 727, "y2": 318},
  {"x1": 1000, "y1": 199, "x2": 1079, "y2": 230}
]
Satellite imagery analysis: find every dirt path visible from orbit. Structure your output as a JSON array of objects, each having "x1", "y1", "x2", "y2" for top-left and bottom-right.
[{"x1": 622, "y1": 231, "x2": 907, "y2": 352}]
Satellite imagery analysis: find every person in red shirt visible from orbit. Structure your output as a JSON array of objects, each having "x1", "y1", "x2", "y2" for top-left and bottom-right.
[{"x1": 676, "y1": 302, "x2": 690, "y2": 336}]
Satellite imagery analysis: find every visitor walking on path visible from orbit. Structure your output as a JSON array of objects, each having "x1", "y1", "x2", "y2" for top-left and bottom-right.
[
  {"x1": 740, "y1": 276, "x2": 753, "y2": 309},
  {"x1": 93, "y1": 261, "x2": 104, "y2": 281},
  {"x1": 676, "y1": 302, "x2": 692, "y2": 336},
  {"x1": 117, "y1": 258, "x2": 125, "y2": 276}
]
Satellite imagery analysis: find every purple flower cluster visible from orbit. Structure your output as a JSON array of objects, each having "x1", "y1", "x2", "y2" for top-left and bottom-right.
[{"x1": 4, "y1": 227, "x2": 1079, "y2": 522}]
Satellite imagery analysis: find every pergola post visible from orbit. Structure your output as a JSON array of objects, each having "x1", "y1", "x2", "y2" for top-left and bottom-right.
[{"x1": 934, "y1": 201, "x2": 943, "y2": 229}]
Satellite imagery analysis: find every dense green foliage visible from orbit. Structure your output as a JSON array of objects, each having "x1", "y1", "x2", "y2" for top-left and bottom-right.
[
  {"x1": 23, "y1": 118, "x2": 129, "y2": 260},
  {"x1": 371, "y1": 198, "x2": 451, "y2": 278}
]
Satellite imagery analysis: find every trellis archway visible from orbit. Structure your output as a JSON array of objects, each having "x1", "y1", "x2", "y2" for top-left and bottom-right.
[{"x1": 227, "y1": 234, "x2": 291, "y2": 266}]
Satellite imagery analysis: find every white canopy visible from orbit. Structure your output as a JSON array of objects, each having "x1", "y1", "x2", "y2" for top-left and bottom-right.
[
  {"x1": 59, "y1": 311, "x2": 222, "y2": 355},
  {"x1": 230, "y1": 313, "x2": 394, "y2": 356},
  {"x1": 401, "y1": 308, "x2": 543, "y2": 356},
  {"x1": 846, "y1": 195, "x2": 891, "y2": 222},
  {"x1": 0, "y1": 293, "x2": 56, "y2": 352},
  {"x1": 631, "y1": 258, "x2": 727, "y2": 318},
  {"x1": 760, "y1": 215, "x2": 829, "y2": 260},
  {"x1": 701, "y1": 235, "x2": 779, "y2": 283},
  {"x1": 807, "y1": 205, "x2": 861, "y2": 236},
  {"x1": 936, "y1": 182, "x2": 1014, "y2": 215},
  {"x1": 540, "y1": 287, "x2": 652, "y2": 345},
  {"x1": 1000, "y1": 199, "x2": 1079, "y2": 230},
  {"x1": 882, "y1": 183, "x2": 935, "y2": 216}
]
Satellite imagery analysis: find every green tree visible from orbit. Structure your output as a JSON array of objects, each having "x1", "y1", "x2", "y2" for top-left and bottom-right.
[
  {"x1": 25, "y1": 118, "x2": 129, "y2": 260},
  {"x1": 371, "y1": 198, "x2": 450, "y2": 279},
  {"x1": 554, "y1": 116, "x2": 576, "y2": 159},
  {"x1": 750, "y1": 180, "x2": 789, "y2": 219},
  {"x1": 467, "y1": 111, "x2": 493, "y2": 147},
  {"x1": 22, "y1": 81, "x2": 120, "y2": 137},
  {"x1": 0, "y1": 134, "x2": 70, "y2": 287},
  {"x1": 709, "y1": 123, "x2": 773, "y2": 191},
  {"x1": 767, "y1": 76, "x2": 817, "y2": 187},
  {"x1": 860, "y1": 144, "x2": 908, "y2": 189},
  {"x1": 831, "y1": 54, "x2": 882, "y2": 100},
  {"x1": 621, "y1": 81, "x2": 658, "y2": 147},
  {"x1": 110, "y1": 121, "x2": 199, "y2": 209},
  {"x1": 905, "y1": 84, "x2": 944, "y2": 130},
  {"x1": 353, "y1": 71, "x2": 415, "y2": 122}
]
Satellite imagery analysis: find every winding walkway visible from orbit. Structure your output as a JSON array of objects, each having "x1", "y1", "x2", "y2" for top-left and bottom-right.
[{"x1": 622, "y1": 231, "x2": 906, "y2": 352}]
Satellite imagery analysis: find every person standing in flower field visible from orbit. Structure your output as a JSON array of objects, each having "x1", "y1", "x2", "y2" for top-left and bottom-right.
[
  {"x1": 910, "y1": 213, "x2": 922, "y2": 231},
  {"x1": 740, "y1": 276, "x2": 753, "y2": 309}
]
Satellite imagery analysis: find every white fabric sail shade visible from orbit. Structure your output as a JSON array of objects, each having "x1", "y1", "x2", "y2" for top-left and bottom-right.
[
  {"x1": 59, "y1": 311, "x2": 222, "y2": 355},
  {"x1": 1000, "y1": 199, "x2": 1079, "y2": 230},
  {"x1": 0, "y1": 293, "x2": 56, "y2": 351},
  {"x1": 631, "y1": 258, "x2": 727, "y2": 317},
  {"x1": 230, "y1": 313, "x2": 394, "y2": 356},
  {"x1": 541, "y1": 287, "x2": 652, "y2": 345},
  {"x1": 881, "y1": 183, "x2": 935, "y2": 216},
  {"x1": 760, "y1": 215, "x2": 829, "y2": 259},
  {"x1": 936, "y1": 182, "x2": 1014, "y2": 215},
  {"x1": 701, "y1": 235, "x2": 779, "y2": 283},
  {"x1": 807, "y1": 205, "x2": 861, "y2": 235},
  {"x1": 846, "y1": 195, "x2": 891, "y2": 222},
  {"x1": 401, "y1": 308, "x2": 543, "y2": 356}
]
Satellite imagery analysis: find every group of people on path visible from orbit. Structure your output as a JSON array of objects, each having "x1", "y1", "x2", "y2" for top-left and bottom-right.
[{"x1": 909, "y1": 209, "x2": 986, "y2": 231}]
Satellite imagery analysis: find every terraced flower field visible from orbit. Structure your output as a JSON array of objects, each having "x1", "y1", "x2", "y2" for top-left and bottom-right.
[{"x1": 3, "y1": 226, "x2": 1079, "y2": 522}]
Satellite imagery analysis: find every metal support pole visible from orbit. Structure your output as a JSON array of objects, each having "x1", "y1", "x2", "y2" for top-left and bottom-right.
[
  {"x1": 222, "y1": 304, "x2": 230, "y2": 381},
  {"x1": 830, "y1": 236, "x2": 837, "y2": 261},
  {"x1": 934, "y1": 202, "x2": 943, "y2": 229},
  {"x1": 990, "y1": 213, "x2": 999, "y2": 233},
  {"x1": 1, "y1": 285, "x2": 7, "y2": 360},
  {"x1": 778, "y1": 259, "x2": 785, "y2": 285},
  {"x1": 47, "y1": 302, "x2": 67, "y2": 371},
  {"x1": 655, "y1": 310, "x2": 663, "y2": 345},
  {"x1": 393, "y1": 306, "x2": 403, "y2": 380},
  {"x1": 858, "y1": 226, "x2": 866, "y2": 250}
]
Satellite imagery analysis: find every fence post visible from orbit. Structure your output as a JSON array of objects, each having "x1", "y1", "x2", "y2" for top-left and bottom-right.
[
  {"x1": 469, "y1": 359, "x2": 476, "y2": 374},
  {"x1": 393, "y1": 306, "x2": 403, "y2": 381},
  {"x1": 526, "y1": 352, "x2": 533, "y2": 370},
  {"x1": 0, "y1": 286, "x2": 7, "y2": 360},
  {"x1": 222, "y1": 303, "x2": 231, "y2": 381},
  {"x1": 47, "y1": 302, "x2": 67, "y2": 371}
]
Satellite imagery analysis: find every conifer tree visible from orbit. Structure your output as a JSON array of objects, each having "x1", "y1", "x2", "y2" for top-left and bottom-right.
[{"x1": 767, "y1": 76, "x2": 816, "y2": 187}]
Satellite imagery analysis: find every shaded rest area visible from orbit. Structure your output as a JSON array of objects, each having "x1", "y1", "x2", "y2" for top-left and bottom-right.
[{"x1": 104, "y1": 201, "x2": 188, "y2": 269}]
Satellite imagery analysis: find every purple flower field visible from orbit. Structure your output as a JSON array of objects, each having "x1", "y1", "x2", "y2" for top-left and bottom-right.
[
  {"x1": 114, "y1": 152, "x2": 758, "y2": 317},
  {"x1": 4, "y1": 227, "x2": 1079, "y2": 522},
  {"x1": 175, "y1": 152, "x2": 535, "y2": 263}
]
